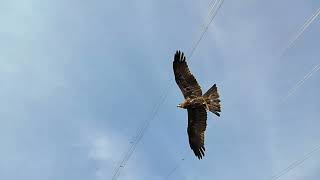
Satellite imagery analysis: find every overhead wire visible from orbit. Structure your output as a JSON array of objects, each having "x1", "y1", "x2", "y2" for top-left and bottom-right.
[
  {"x1": 111, "y1": 86, "x2": 171, "y2": 180},
  {"x1": 281, "y1": 63, "x2": 320, "y2": 104},
  {"x1": 208, "y1": 0, "x2": 215, "y2": 8},
  {"x1": 111, "y1": 0, "x2": 224, "y2": 179},
  {"x1": 271, "y1": 63, "x2": 320, "y2": 180},
  {"x1": 281, "y1": 7, "x2": 320, "y2": 56},
  {"x1": 270, "y1": 144, "x2": 320, "y2": 180},
  {"x1": 279, "y1": 6, "x2": 320, "y2": 103},
  {"x1": 189, "y1": 0, "x2": 224, "y2": 59},
  {"x1": 164, "y1": 150, "x2": 189, "y2": 179},
  {"x1": 269, "y1": 7, "x2": 320, "y2": 180}
]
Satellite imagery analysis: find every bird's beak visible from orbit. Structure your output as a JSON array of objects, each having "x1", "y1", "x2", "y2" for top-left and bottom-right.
[{"x1": 177, "y1": 104, "x2": 182, "y2": 108}]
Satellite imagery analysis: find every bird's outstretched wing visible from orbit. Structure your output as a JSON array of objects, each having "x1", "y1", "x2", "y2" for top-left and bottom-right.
[
  {"x1": 173, "y1": 50, "x2": 202, "y2": 99},
  {"x1": 187, "y1": 108, "x2": 207, "y2": 159}
]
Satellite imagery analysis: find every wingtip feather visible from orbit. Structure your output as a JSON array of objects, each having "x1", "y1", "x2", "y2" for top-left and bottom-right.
[{"x1": 174, "y1": 50, "x2": 186, "y2": 63}]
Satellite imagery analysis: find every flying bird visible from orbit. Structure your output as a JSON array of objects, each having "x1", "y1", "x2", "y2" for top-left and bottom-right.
[{"x1": 173, "y1": 50, "x2": 221, "y2": 159}]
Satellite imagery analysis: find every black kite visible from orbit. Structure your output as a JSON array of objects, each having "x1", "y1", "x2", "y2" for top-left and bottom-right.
[{"x1": 173, "y1": 50, "x2": 221, "y2": 159}]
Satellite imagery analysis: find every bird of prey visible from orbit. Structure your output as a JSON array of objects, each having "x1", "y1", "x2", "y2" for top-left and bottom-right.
[{"x1": 173, "y1": 50, "x2": 221, "y2": 159}]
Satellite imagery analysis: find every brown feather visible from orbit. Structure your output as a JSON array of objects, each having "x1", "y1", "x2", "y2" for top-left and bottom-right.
[
  {"x1": 173, "y1": 50, "x2": 202, "y2": 99},
  {"x1": 203, "y1": 84, "x2": 221, "y2": 117},
  {"x1": 187, "y1": 108, "x2": 207, "y2": 159}
]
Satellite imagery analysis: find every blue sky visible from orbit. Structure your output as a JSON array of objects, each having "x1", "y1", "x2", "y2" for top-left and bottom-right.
[{"x1": 0, "y1": 0, "x2": 319, "y2": 180}]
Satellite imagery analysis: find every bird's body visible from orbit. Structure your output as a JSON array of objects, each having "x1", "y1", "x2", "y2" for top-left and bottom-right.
[
  {"x1": 173, "y1": 50, "x2": 221, "y2": 159},
  {"x1": 178, "y1": 97, "x2": 207, "y2": 109}
]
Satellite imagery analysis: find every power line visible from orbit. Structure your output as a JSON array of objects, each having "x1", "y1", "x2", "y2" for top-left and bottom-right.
[
  {"x1": 281, "y1": 7, "x2": 320, "y2": 56},
  {"x1": 111, "y1": 86, "x2": 171, "y2": 180},
  {"x1": 111, "y1": 1, "x2": 224, "y2": 179},
  {"x1": 270, "y1": 145, "x2": 320, "y2": 180},
  {"x1": 281, "y1": 63, "x2": 320, "y2": 104},
  {"x1": 268, "y1": 7, "x2": 320, "y2": 180},
  {"x1": 208, "y1": 0, "x2": 215, "y2": 8},
  {"x1": 164, "y1": 151, "x2": 189, "y2": 179},
  {"x1": 165, "y1": 158, "x2": 185, "y2": 179},
  {"x1": 189, "y1": 0, "x2": 224, "y2": 59},
  {"x1": 279, "y1": 6, "x2": 320, "y2": 103},
  {"x1": 270, "y1": 64, "x2": 320, "y2": 180}
]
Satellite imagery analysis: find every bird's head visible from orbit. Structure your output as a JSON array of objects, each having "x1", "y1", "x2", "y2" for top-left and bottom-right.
[{"x1": 177, "y1": 102, "x2": 186, "y2": 109}]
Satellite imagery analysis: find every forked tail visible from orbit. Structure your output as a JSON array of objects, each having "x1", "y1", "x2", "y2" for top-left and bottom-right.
[{"x1": 203, "y1": 84, "x2": 221, "y2": 117}]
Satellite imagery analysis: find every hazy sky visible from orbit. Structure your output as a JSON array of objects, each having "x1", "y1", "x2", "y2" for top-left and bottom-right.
[{"x1": 0, "y1": 0, "x2": 319, "y2": 180}]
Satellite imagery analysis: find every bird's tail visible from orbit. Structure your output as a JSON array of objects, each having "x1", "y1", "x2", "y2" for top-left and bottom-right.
[{"x1": 203, "y1": 84, "x2": 221, "y2": 117}]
